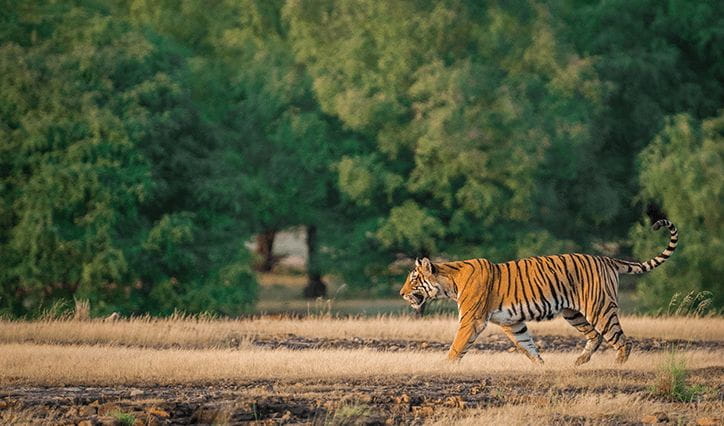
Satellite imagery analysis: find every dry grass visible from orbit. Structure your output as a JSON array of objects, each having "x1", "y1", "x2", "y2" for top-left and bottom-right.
[
  {"x1": 72, "y1": 299, "x2": 91, "y2": 321},
  {"x1": 0, "y1": 343, "x2": 721, "y2": 386},
  {"x1": 0, "y1": 407, "x2": 65, "y2": 425},
  {"x1": 431, "y1": 393, "x2": 723, "y2": 425},
  {"x1": 0, "y1": 315, "x2": 721, "y2": 350},
  {"x1": 255, "y1": 298, "x2": 408, "y2": 316},
  {"x1": 1, "y1": 313, "x2": 720, "y2": 425}
]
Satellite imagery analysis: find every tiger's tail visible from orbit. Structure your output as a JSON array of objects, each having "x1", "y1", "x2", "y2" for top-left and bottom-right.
[{"x1": 613, "y1": 219, "x2": 678, "y2": 275}]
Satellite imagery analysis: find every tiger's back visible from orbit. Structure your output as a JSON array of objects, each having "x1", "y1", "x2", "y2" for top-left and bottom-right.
[{"x1": 488, "y1": 253, "x2": 620, "y2": 326}]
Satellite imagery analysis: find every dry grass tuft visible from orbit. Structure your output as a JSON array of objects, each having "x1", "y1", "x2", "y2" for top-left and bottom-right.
[
  {"x1": 73, "y1": 299, "x2": 91, "y2": 321},
  {"x1": 0, "y1": 407, "x2": 65, "y2": 424}
]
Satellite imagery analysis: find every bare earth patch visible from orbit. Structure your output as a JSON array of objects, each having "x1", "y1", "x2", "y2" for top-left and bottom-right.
[
  {"x1": 248, "y1": 334, "x2": 723, "y2": 353},
  {"x1": 1, "y1": 372, "x2": 722, "y2": 425}
]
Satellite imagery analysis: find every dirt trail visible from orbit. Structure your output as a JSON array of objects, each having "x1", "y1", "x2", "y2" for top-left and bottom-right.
[
  {"x1": 2, "y1": 369, "x2": 722, "y2": 425},
  {"x1": 247, "y1": 334, "x2": 723, "y2": 353}
]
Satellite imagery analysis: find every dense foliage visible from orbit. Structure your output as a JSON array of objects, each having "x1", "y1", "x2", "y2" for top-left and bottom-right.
[
  {"x1": 631, "y1": 113, "x2": 723, "y2": 311},
  {"x1": 1, "y1": 0, "x2": 721, "y2": 315},
  {"x1": 0, "y1": 2, "x2": 257, "y2": 316}
]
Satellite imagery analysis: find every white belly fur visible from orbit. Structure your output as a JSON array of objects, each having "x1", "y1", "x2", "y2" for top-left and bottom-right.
[{"x1": 489, "y1": 309, "x2": 520, "y2": 325}]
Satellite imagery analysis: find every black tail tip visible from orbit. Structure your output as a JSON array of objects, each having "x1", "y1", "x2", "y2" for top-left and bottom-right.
[
  {"x1": 646, "y1": 202, "x2": 668, "y2": 225},
  {"x1": 652, "y1": 217, "x2": 676, "y2": 231}
]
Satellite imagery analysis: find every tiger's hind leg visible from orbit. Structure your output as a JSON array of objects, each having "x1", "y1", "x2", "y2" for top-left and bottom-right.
[
  {"x1": 597, "y1": 310, "x2": 631, "y2": 364},
  {"x1": 562, "y1": 308, "x2": 602, "y2": 366},
  {"x1": 501, "y1": 322, "x2": 544, "y2": 364}
]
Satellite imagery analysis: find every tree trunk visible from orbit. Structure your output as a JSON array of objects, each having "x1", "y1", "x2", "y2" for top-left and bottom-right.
[
  {"x1": 303, "y1": 224, "x2": 327, "y2": 298},
  {"x1": 254, "y1": 230, "x2": 277, "y2": 272}
]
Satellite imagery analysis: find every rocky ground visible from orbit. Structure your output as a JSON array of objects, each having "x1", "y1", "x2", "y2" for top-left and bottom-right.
[{"x1": 2, "y1": 368, "x2": 722, "y2": 425}]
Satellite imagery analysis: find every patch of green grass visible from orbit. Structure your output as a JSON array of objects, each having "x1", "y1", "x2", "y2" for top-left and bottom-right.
[
  {"x1": 111, "y1": 410, "x2": 136, "y2": 426},
  {"x1": 650, "y1": 349, "x2": 707, "y2": 402},
  {"x1": 326, "y1": 404, "x2": 373, "y2": 426}
]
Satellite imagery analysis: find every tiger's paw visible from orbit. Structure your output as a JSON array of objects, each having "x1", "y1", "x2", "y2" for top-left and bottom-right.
[
  {"x1": 526, "y1": 354, "x2": 544, "y2": 365},
  {"x1": 575, "y1": 353, "x2": 592, "y2": 366},
  {"x1": 615, "y1": 342, "x2": 632, "y2": 364},
  {"x1": 446, "y1": 352, "x2": 462, "y2": 362}
]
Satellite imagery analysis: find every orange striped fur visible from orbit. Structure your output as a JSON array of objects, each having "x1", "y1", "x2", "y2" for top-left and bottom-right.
[{"x1": 400, "y1": 219, "x2": 678, "y2": 364}]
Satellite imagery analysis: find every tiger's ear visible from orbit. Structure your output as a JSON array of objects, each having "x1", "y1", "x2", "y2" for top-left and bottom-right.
[
  {"x1": 418, "y1": 257, "x2": 433, "y2": 274},
  {"x1": 415, "y1": 258, "x2": 422, "y2": 267}
]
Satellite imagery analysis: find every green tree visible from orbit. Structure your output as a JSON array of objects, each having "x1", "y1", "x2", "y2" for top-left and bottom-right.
[
  {"x1": 631, "y1": 113, "x2": 723, "y2": 312},
  {"x1": 563, "y1": 0, "x2": 724, "y2": 235},
  {"x1": 127, "y1": 0, "x2": 346, "y2": 297},
  {"x1": 285, "y1": 0, "x2": 605, "y2": 289},
  {"x1": 0, "y1": 3, "x2": 257, "y2": 316}
]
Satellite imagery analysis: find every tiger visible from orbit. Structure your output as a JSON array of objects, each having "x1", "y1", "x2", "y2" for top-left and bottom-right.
[{"x1": 399, "y1": 218, "x2": 678, "y2": 365}]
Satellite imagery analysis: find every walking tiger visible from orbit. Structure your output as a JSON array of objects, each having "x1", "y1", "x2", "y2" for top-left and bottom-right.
[{"x1": 399, "y1": 218, "x2": 678, "y2": 365}]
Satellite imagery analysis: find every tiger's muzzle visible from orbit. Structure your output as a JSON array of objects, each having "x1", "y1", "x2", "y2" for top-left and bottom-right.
[{"x1": 403, "y1": 292, "x2": 427, "y2": 316}]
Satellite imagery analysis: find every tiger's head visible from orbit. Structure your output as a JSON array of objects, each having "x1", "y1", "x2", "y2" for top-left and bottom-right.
[{"x1": 400, "y1": 257, "x2": 445, "y2": 314}]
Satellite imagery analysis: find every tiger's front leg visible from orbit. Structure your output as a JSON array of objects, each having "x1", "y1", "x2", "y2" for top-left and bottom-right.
[{"x1": 447, "y1": 317, "x2": 488, "y2": 361}]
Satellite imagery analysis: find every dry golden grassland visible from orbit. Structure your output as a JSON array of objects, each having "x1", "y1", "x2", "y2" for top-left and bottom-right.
[
  {"x1": 1, "y1": 344, "x2": 721, "y2": 386},
  {"x1": 0, "y1": 315, "x2": 722, "y2": 425},
  {"x1": 1, "y1": 314, "x2": 722, "y2": 348}
]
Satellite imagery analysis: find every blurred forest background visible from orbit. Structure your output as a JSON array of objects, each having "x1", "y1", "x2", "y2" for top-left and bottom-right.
[{"x1": 0, "y1": 0, "x2": 721, "y2": 317}]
